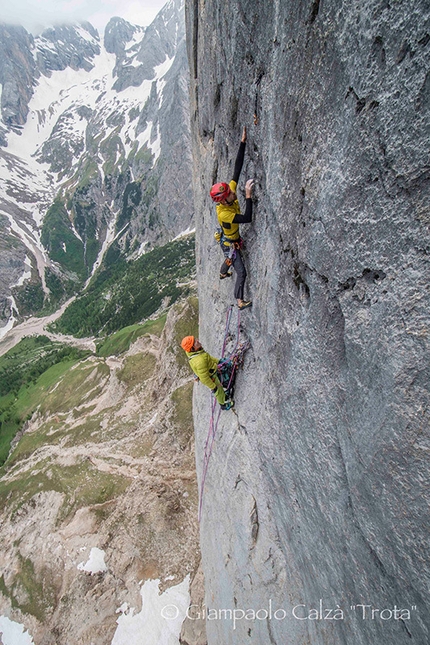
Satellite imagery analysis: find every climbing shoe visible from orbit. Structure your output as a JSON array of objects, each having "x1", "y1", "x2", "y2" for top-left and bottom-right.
[
  {"x1": 220, "y1": 272, "x2": 232, "y2": 279},
  {"x1": 220, "y1": 400, "x2": 235, "y2": 411},
  {"x1": 238, "y1": 300, "x2": 252, "y2": 310}
]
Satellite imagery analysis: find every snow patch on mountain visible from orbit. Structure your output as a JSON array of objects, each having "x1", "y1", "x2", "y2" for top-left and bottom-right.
[
  {"x1": 6, "y1": 43, "x2": 175, "y2": 177},
  {"x1": 111, "y1": 576, "x2": 190, "y2": 645},
  {"x1": 0, "y1": 297, "x2": 19, "y2": 340},
  {"x1": 6, "y1": 47, "x2": 116, "y2": 163},
  {"x1": 77, "y1": 547, "x2": 108, "y2": 574},
  {"x1": 0, "y1": 616, "x2": 34, "y2": 645},
  {"x1": 15, "y1": 256, "x2": 33, "y2": 287},
  {"x1": 86, "y1": 211, "x2": 118, "y2": 283}
]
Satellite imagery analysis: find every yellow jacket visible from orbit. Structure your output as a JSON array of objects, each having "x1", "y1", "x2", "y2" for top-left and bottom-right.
[{"x1": 216, "y1": 180, "x2": 241, "y2": 241}]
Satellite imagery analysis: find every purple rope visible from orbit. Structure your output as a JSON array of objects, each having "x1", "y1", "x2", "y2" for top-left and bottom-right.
[
  {"x1": 198, "y1": 401, "x2": 221, "y2": 521},
  {"x1": 221, "y1": 305, "x2": 233, "y2": 356},
  {"x1": 198, "y1": 305, "x2": 240, "y2": 522}
]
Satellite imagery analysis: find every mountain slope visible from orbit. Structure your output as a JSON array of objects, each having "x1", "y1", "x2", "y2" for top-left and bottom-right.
[
  {"x1": 0, "y1": 297, "x2": 202, "y2": 644},
  {"x1": 0, "y1": 0, "x2": 192, "y2": 333}
]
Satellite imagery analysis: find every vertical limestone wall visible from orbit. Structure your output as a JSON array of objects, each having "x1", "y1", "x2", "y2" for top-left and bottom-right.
[{"x1": 185, "y1": 1, "x2": 430, "y2": 643}]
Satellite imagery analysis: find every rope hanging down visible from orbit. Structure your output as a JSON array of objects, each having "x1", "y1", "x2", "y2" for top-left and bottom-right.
[{"x1": 198, "y1": 306, "x2": 250, "y2": 521}]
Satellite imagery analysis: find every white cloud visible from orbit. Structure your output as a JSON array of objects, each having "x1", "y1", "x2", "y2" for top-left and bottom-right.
[{"x1": 0, "y1": 0, "x2": 167, "y2": 34}]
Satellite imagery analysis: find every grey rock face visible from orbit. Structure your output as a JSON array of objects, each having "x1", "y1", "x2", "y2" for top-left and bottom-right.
[
  {"x1": 0, "y1": 214, "x2": 29, "y2": 315},
  {"x1": 104, "y1": 17, "x2": 145, "y2": 89},
  {"x1": 104, "y1": 17, "x2": 139, "y2": 56},
  {"x1": 186, "y1": 0, "x2": 430, "y2": 644},
  {"x1": 0, "y1": 22, "x2": 100, "y2": 141},
  {"x1": 36, "y1": 107, "x2": 88, "y2": 174},
  {"x1": 137, "y1": 38, "x2": 192, "y2": 244},
  {"x1": 35, "y1": 22, "x2": 100, "y2": 75},
  {"x1": 136, "y1": 0, "x2": 186, "y2": 67},
  {"x1": 112, "y1": 0, "x2": 186, "y2": 92},
  {"x1": 0, "y1": 24, "x2": 38, "y2": 127}
]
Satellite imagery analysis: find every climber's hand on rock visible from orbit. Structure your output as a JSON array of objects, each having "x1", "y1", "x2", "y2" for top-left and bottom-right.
[
  {"x1": 245, "y1": 178, "x2": 254, "y2": 198},
  {"x1": 241, "y1": 126, "x2": 247, "y2": 143}
]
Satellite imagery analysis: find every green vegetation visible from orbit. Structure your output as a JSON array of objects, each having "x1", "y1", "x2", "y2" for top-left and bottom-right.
[
  {"x1": 71, "y1": 176, "x2": 101, "y2": 272},
  {"x1": 1, "y1": 357, "x2": 113, "y2": 466},
  {"x1": 0, "y1": 459, "x2": 129, "y2": 524},
  {"x1": 44, "y1": 267, "x2": 76, "y2": 307},
  {"x1": 41, "y1": 198, "x2": 86, "y2": 281},
  {"x1": 62, "y1": 414, "x2": 133, "y2": 447},
  {"x1": 0, "y1": 556, "x2": 58, "y2": 622},
  {"x1": 0, "y1": 291, "x2": 200, "y2": 623},
  {"x1": 0, "y1": 336, "x2": 90, "y2": 397},
  {"x1": 12, "y1": 282, "x2": 45, "y2": 316},
  {"x1": 37, "y1": 361, "x2": 109, "y2": 417},
  {"x1": 171, "y1": 381, "x2": 194, "y2": 448},
  {"x1": 74, "y1": 158, "x2": 99, "y2": 192},
  {"x1": 162, "y1": 297, "x2": 198, "y2": 448},
  {"x1": 0, "y1": 337, "x2": 90, "y2": 465},
  {"x1": 51, "y1": 234, "x2": 196, "y2": 338},
  {"x1": 0, "y1": 311, "x2": 167, "y2": 465},
  {"x1": 129, "y1": 437, "x2": 154, "y2": 459},
  {"x1": 140, "y1": 175, "x2": 158, "y2": 208},
  {"x1": 7, "y1": 418, "x2": 65, "y2": 464},
  {"x1": 117, "y1": 181, "x2": 142, "y2": 232},
  {"x1": 117, "y1": 353, "x2": 156, "y2": 389},
  {"x1": 101, "y1": 133, "x2": 123, "y2": 175},
  {"x1": 96, "y1": 315, "x2": 166, "y2": 357},
  {"x1": 172, "y1": 296, "x2": 199, "y2": 369},
  {"x1": 133, "y1": 146, "x2": 153, "y2": 167}
]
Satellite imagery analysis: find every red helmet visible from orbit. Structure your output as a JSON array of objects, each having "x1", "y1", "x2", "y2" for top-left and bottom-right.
[{"x1": 210, "y1": 182, "x2": 230, "y2": 203}]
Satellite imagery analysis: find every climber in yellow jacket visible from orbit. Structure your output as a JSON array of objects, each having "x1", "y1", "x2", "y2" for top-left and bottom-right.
[
  {"x1": 210, "y1": 126, "x2": 254, "y2": 311},
  {"x1": 180, "y1": 336, "x2": 234, "y2": 410}
]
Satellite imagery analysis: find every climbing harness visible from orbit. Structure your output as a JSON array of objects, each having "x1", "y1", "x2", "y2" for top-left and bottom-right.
[
  {"x1": 198, "y1": 306, "x2": 250, "y2": 521},
  {"x1": 214, "y1": 230, "x2": 244, "y2": 267}
]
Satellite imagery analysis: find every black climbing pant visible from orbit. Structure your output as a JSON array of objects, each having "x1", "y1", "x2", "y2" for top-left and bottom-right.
[{"x1": 220, "y1": 242, "x2": 247, "y2": 301}]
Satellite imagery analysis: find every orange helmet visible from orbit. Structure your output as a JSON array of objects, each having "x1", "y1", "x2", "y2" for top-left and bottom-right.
[
  {"x1": 181, "y1": 336, "x2": 195, "y2": 352},
  {"x1": 210, "y1": 182, "x2": 230, "y2": 203}
]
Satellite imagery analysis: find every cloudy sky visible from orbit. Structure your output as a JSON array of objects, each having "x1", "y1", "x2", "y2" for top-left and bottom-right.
[{"x1": 0, "y1": 0, "x2": 167, "y2": 34}]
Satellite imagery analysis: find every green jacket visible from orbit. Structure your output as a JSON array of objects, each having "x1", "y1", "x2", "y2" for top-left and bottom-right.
[{"x1": 186, "y1": 349, "x2": 220, "y2": 390}]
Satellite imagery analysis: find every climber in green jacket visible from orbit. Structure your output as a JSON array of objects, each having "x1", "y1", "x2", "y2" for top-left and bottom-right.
[{"x1": 181, "y1": 336, "x2": 234, "y2": 410}]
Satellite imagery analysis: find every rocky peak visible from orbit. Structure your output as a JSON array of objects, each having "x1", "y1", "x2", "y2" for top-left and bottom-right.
[
  {"x1": 35, "y1": 22, "x2": 101, "y2": 75},
  {"x1": 0, "y1": 24, "x2": 38, "y2": 127},
  {"x1": 0, "y1": 21, "x2": 100, "y2": 135},
  {"x1": 136, "y1": 0, "x2": 186, "y2": 63},
  {"x1": 104, "y1": 17, "x2": 143, "y2": 57},
  {"x1": 112, "y1": 0, "x2": 185, "y2": 91}
]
